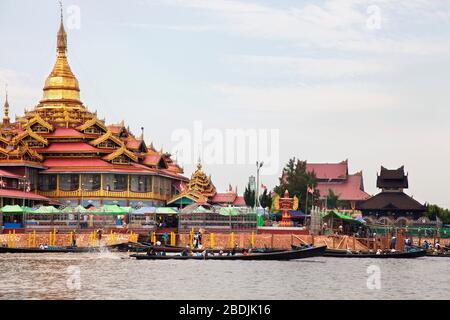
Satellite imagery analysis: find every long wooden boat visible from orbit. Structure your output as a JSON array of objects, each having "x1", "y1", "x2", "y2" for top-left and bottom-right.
[
  {"x1": 0, "y1": 246, "x2": 109, "y2": 254},
  {"x1": 130, "y1": 245, "x2": 327, "y2": 261},
  {"x1": 292, "y1": 245, "x2": 426, "y2": 259},
  {"x1": 116, "y1": 242, "x2": 285, "y2": 254},
  {"x1": 425, "y1": 251, "x2": 450, "y2": 257}
]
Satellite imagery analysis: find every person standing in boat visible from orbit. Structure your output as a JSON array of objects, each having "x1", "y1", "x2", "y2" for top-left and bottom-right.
[
  {"x1": 97, "y1": 229, "x2": 103, "y2": 246},
  {"x1": 198, "y1": 231, "x2": 203, "y2": 246},
  {"x1": 162, "y1": 232, "x2": 169, "y2": 246},
  {"x1": 72, "y1": 231, "x2": 77, "y2": 247},
  {"x1": 193, "y1": 232, "x2": 199, "y2": 248},
  {"x1": 390, "y1": 236, "x2": 397, "y2": 250}
]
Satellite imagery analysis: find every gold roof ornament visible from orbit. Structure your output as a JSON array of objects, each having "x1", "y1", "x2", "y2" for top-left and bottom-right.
[
  {"x1": 185, "y1": 160, "x2": 216, "y2": 197},
  {"x1": 3, "y1": 84, "x2": 10, "y2": 124},
  {"x1": 39, "y1": 4, "x2": 83, "y2": 108}
]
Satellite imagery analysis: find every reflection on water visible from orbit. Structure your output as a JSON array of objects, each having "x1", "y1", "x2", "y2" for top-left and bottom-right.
[{"x1": 0, "y1": 253, "x2": 448, "y2": 300}]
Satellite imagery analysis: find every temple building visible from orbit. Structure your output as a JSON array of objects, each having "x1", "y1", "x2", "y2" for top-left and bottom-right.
[
  {"x1": 306, "y1": 160, "x2": 370, "y2": 210},
  {"x1": 168, "y1": 161, "x2": 245, "y2": 207},
  {"x1": 0, "y1": 14, "x2": 188, "y2": 208},
  {"x1": 357, "y1": 166, "x2": 427, "y2": 226}
]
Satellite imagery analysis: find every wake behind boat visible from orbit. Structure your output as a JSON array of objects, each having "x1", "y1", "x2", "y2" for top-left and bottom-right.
[
  {"x1": 0, "y1": 246, "x2": 111, "y2": 254},
  {"x1": 130, "y1": 245, "x2": 327, "y2": 261}
]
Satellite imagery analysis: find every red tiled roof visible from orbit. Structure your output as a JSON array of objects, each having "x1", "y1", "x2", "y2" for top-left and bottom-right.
[
  {"x1": 0, "y1": 189, "x2": 51, "y2": 201},
  {"x1": 306, "y1": 161, "x2": 348, "y2": 180},
  {"x1": 143, "y1": 154, "x2": 161, "y2": 165},
  {"x1": 210, "y1": 192, "x2": 237, "y2": 203},
  {"x1": 126, "y1": 139, "x2": 141, "y2": 150},
  {"x1": 44, "y1": 158, "x2": 113, "y2": 168},
  {"x1": 43, "y1": 128, "x2": 85, "y2": 138},
  {"x1": 315, "y1": 173, "x2": 370, "y2": 201},
  {"x1": 36, "y1": 142, "x2": 103, "y2": 153},
  {"x1": 233, "y1": 196, "x2": 246, "y2": 206},
  {"x1": 0, "y1": 169, "x2": 23, "y2": 179}
]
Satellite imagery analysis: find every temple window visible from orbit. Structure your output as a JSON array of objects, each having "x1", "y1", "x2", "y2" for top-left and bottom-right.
[
  {"x1": 160, "y1": 178, "x2": 165, "y2": 194},
  {"x1": 30, "y1": 124, "x2": 49, "y2": 133},
  {"x1": 98, "y1": 140, "x2": 118, "y2": 149},
  {"x1": 103, "y1": 174, "x2": 128, "y2": 192},
  {"x1": 130, "y1": 175, "x2": 152, "y2": 193},
  {"x1": 112, "y1": 155, "x2": 130, "y2": 164},
  {"x1": 84, "y1": 126, "x2": 104, "y2": 135},
  {"x1": 59, "y1": 174, "x2": 80, "y2": 191},
  {"x1": 154, "y1": 176, "x2": 159, "y2": 194},
  {"x1": 38, "y1": 174, "x2": 57, "y2": 191},
  {"x1": 81, "y1": 174, "x2": 101, "y2": 191},
  {"x1": 165, "y1": 178, "x2": 171, "y2": 195}
]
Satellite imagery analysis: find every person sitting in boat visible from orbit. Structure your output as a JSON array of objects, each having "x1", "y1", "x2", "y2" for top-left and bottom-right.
[
  {"x1": 435, "y1": 242, "x2": 442, "y2": 251},
  {"x1": 218, "y1": 250, "x2": 224, "y2": 256},
  {"x1": 346, "y1": 248, "x2": 353, "y2": 254},
  {"x1": 180, "y1": 248, "x2": 188, "y2": 257},
  {"x1": 146, "y1": 248, "x2": 156, "y2": 256},
  {"x1": 376, "y1": 249, "x2": 382, "y2": 255},
  {"x1": 422, "y1": 240, "x2": 430, "y2": 250},
  {"x1": 39, "y1": 244, "x2": 45, "y2": 250},
  {"x1": 156, "y1": 241, "x2": 162, "y2": 247}
]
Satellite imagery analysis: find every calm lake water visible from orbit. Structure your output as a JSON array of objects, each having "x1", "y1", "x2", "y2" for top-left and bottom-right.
[{"x1": 0, "y1": 252, "x2": 448, "y2": 300}]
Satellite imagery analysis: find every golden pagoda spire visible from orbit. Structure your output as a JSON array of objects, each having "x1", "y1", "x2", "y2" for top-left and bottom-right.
[
  {"x1": 3, "y1": 84, "x2": 10, "y2": 122},
  {"x1": 39, "y1": 3, "x2": 82, "y2": 108}
]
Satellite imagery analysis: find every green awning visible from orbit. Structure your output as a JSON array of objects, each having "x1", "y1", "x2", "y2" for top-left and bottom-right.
[
  {"x1": 61, "y1": 205, "x2": 88, "y2": 213},
  {"x1": 171, "y1": 197, "x2": 195, "y2": 205},
  {"x1": 219, "y1": 207, "x2": 240, "y2": 216},
  {"x1": 31, "y1": 206, "x2": 61, "y2": 215},
  {"x1": 321, "y1": 211, "x2": 362, "y2": 224},
  {"x1": 1, "y1": 205, "x2": 30, "y2": 214},
  {"x1": 156, "y1": 207, "x2": 178, "y2": 215},
  {"x1": 91, "y1": 205, "x2": 127, "y2": 215}
]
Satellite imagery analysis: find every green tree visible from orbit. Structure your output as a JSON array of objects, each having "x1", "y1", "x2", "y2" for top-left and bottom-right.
[
  {"x1": 244, "y1": 182, "x2": 255, "y2": 208},
  {"x1": 259, "y1": 189, "x2": 272, "y2": 212},
  {"x1": 326, "y1": 189, "x2": 340, "y2": 209},
  {"x1": 274, "y1": 158, "x2": 318, "y2": 213},
  {"x1": 426, "y1": 204, "x2": 450, "y2": 224}
]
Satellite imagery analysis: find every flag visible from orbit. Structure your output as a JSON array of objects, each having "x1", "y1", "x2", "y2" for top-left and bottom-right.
[
  {"x1": 307, "y1": 186, "x2": 314, "y2": 194},
  {"x1": 261, "y1": 183, "x2": 267, "y2": 190}
]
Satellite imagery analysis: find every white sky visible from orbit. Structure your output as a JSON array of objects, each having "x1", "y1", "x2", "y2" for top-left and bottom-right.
[{"x1": 0, "y1": 0, "x2": 449, "y2": 207}]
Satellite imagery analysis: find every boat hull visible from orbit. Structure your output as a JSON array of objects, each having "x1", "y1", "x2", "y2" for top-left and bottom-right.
[
  {"x1": 292, "y1": 246, "x2": 426, "y2": 259},
  {"x1": 131, "y1": 245, "x2": 327, "y2": 261}
]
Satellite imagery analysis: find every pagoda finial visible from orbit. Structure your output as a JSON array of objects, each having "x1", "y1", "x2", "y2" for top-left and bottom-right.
[
  {"x1": 57, "y1": 1, "x2": 67, "y2": 54},
  {"x1": 196, "y1": 157, "x2": 202, "y2": 170},
  {"x1": 140, "y1": 127, "x2": 144, "y2": 140},
  {"x1": 3, "y1": 84, "x2": 10, "y2": 125}
]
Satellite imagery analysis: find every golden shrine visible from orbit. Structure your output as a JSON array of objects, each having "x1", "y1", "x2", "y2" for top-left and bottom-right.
[
  {"x1": 0, "y1": 13, "x2": 188, "y2": 208},
  {"x1": 168, "y1": 161, "x2": 216, "y2": 206},
  {"x1": 273, "y1": 190, "x2": 299, "y2": 227}
]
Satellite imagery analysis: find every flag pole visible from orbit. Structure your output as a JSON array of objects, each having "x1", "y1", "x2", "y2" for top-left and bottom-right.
[{"x1": 305, "y1": 185, "x2": 309, "y2": 216}]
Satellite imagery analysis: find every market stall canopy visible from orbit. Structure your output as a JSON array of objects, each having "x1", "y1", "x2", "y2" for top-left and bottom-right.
[
  {"x1": 321, "y1": 211, "x2": 362, "y2": 224},
  {"x1": 61, "y1": 205, "x2": 88, "y2": 213},
  {"x1": 156, "y1": 207, "x2": 178, "y2": 215},
  {"x1": 131, "y1": 207, "x2": 157, "y2": 215},
  {"x1": 1, "y1": 205, "x2": 31, "y2": 214},
  {"x1": 32, "y1": 206, "x2": 61, "y2": 215},
  {"x1": 219, "y1": 207, "x2": 240, "y2": 216},
  {"x1": 91, "y1": 205, "x2": 127, "y2": 215}
]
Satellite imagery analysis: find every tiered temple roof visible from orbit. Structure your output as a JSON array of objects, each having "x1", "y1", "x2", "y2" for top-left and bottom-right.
[
  {"x1": 0, "y1": 14, "x2": 187, "y2": 188},
  {"x1": 358, "y1": 166, "x2": 425, "y2": 216},
  {"x1": 306, "y1": 160, "x2": 370, "y2": 202}
]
